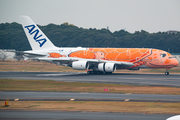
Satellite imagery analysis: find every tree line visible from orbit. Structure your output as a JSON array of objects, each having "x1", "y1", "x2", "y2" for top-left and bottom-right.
[{"x1": 0, "y1": 22, "x2": 180, "y2": 53}]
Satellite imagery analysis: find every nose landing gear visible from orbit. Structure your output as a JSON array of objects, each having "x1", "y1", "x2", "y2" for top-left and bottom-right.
[{"x1": 165, "y1": 68, "x2": 169, "y2": 75}]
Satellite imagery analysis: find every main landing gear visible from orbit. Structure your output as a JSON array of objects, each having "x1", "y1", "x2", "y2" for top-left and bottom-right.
[
  {"x1": 87, "y1": 71, "x2": 102, "y2": 74},
  {"x1": 87, "y1": 70, "x2": 112, "y2": 75},
  {"x1": 165, "y1": 68, "x2": 169, "y2": 75}
]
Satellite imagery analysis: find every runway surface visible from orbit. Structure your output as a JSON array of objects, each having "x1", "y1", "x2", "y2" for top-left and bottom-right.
[
  {"x1": 0, "y1": 72, "x2": 179, "y2": 119},
  {"x1": 0, "y1": 110, "x2": 175, "y2": 120},
  {"x1": 0, "y1": 72, "x2": 180, "y2": 87},
  {"x1": 1, "y1": 92, "x2": 180, "y2": 102}
]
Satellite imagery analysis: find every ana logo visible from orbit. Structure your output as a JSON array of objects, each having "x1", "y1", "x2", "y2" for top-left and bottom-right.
[
  {"x1": 24, "y1": 25, "x2": 47, "y2": 47},
  {"x1": 59, "y1": 49, "x2": 64, "y2": 52}
]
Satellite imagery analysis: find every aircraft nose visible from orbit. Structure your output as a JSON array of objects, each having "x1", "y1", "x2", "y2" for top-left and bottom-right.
[{"x1": 173, "y1": 58, "x2": 179, "y2": 67}]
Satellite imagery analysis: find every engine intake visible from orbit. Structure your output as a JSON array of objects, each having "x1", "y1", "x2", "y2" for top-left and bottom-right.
[
  {"x1": 98, "y1": 63, "x2": 116, "y2": 72},
  {"x1": 72, "y1": 61, "x2": 89, "y2": 70}
]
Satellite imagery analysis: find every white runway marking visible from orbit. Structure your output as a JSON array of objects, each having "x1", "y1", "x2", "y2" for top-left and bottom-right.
[
  {"x1": 70, "y1": 98, "x2": 75, "y2": 101},
  {"x1": 14, "y1": 98, "x2": 19, "y2": 101}
]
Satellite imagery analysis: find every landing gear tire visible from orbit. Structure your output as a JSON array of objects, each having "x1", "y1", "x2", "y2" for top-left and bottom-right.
[
  {"x1": 87, "y1": 71, "x2": 98, "y2": 74},
  {"x1": 87, "y1": 71, "x2": 92, "y2": 74},
  {"x1": 165, "y1": 68, "x2": 170, "y2": 75},
  {"x1": 87, "y1": 71, "x2": 104, "y2": 74},
  {"x1": 165, "y1": 72, "x2": 169, "y2": 75},
  {"x1": 105, "y1": 72, "x2": 112, "y2": 74}
]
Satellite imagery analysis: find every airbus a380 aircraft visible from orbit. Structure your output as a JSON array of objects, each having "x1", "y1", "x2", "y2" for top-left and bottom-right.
[{"x1": 20, "y1": 16, "x2": 179, "y2": 75}]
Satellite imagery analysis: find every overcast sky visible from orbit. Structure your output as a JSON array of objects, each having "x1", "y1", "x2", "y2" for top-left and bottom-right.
[{"x1": 0, "y1": 0, "x2": 180, "y2": 33}]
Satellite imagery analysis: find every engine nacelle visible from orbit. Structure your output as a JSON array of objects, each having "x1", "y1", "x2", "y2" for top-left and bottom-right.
[
  {"x1": 72, "y1": 61, "x2": 89, "y2": 70},
  {"x1": 98, "y1": 63, "x2": 116, "y2": 72}
]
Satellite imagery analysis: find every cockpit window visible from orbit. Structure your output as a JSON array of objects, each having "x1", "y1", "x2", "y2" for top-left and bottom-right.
[
  {"x1": 169, "y1": 57, "x2": 175, "y2": 59},
  {"x1": 161, "y1": 53, "x2": 166, "y2": 57}
]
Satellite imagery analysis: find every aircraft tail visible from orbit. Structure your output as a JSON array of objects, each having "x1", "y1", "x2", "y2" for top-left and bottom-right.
[{"x1": 20, "y1": 16, "x2": 56, "y2": 50}]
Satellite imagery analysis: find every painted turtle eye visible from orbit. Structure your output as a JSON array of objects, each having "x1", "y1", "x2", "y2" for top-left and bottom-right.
[{"x1": 161, "y1": 53, "x2": 166, "y2": 57}]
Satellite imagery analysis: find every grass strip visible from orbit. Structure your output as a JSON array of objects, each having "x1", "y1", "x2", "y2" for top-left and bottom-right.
[
  {"x1": 1, "y1": 101, "x2": 180, "y2": 114},
  {"x1": 1, "y1": 79, "x2": 180, "y2": 95}
]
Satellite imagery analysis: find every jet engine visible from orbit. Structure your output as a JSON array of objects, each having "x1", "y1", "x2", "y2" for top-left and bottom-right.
[
  {"x1": 98, "y1": 63, "x2": 116, "y2": 73},
  {"x1": 72, "y1": 61, "x2": 89, "y2": 70}
]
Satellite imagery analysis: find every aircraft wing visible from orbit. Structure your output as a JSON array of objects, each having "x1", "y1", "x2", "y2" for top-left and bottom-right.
[
  {"x1": 7, "y1": 50, "x2": 46, "y2": 56},
  {"x1": 38, "y1": 57, "x2": 134, "y2": 68},
  {"x1": 23, "y1": 51, "x2": 47, "y2": 56}
]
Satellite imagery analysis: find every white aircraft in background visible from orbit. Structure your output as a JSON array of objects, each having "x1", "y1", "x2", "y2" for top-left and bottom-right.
[
  {"x1": 167, "y1": 115, "x2": 180, "y2": 120},
  {"x1": 19, "y1": 16, "x2": 179, "y2": 75}
]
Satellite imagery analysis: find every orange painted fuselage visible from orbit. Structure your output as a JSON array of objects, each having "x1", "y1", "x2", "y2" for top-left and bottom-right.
[{"x1": 48, "y1": 48, "x2": 179, "y2": 69}]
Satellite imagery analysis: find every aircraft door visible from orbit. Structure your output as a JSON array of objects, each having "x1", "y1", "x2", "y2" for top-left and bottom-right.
[
  {"x1": 160, "y1": 53, "x2": 166, "y2": 63},
  {"x1": 153, "y1": 55, "x2": 159, "y2": 64}
]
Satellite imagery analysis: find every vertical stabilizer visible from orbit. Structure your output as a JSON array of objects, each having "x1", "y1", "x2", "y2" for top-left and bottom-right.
[{"x1": 20, "y1": 16, "x2": 56, "y2": 50}]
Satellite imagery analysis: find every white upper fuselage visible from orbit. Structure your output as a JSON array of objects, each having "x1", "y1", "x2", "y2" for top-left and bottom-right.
[{"x1": 24, "y1": 47, "x2": 87, "y2": 57}]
